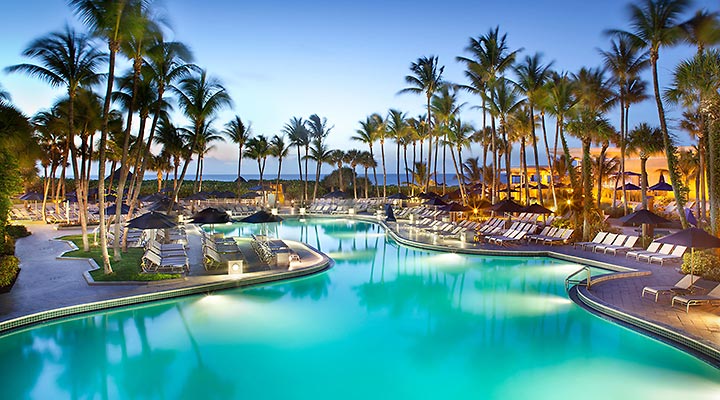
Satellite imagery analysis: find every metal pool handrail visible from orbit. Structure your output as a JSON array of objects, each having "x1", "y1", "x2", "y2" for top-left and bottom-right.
[{"x1": 565, "y1": 266, "x2": 592, "y2": 292}]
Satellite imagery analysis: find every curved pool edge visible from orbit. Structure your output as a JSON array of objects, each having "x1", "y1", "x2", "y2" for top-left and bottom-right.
[
  {"x1": 0, "y1": 240, "x2": 334, "y2": 336},
  {"x1": 338, "y1": 214, "x2": 720, "y2": 369},
  {"x1": 570, "y1": 284, "x2": 720, "y2": 369}
]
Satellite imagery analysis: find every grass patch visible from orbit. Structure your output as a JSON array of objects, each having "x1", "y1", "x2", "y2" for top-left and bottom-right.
[{"x1": 59, "y1": 235, "x2": 181, "y2": 281}]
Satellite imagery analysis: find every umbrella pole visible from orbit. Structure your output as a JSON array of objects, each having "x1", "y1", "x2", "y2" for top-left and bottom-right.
[{"x1": 690, "y1": 247, "x2": 695, "y2": 287}]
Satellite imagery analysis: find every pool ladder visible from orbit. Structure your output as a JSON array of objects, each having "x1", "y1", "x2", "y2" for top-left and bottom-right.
[{"x1": 565, "y1": 267, "x2": 592, "y2": 292}]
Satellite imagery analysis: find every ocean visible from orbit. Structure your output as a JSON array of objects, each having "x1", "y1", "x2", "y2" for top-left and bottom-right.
[{"x1": 193, "y1": 173, "x2": 459, "y2": 185}]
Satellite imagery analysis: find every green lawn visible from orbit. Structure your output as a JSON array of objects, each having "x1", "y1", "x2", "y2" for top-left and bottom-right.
[{"x1": 59, "y1": 235, "x2": 181, "y2": 281}]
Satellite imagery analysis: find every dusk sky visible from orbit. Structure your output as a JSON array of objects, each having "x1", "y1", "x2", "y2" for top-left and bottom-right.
[{"x1": 1, "y1": 0, "x2": 715, "y2": 176}]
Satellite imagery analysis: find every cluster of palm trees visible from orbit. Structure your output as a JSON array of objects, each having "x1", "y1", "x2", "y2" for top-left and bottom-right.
[{"x1": 1, "y1": 0, "x2": 719, "y2": 273}]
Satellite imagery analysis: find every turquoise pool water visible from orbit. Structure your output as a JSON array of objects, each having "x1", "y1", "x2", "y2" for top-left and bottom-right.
[{"x1": 0, "y1": 218, "x2": 718, "y2": 399}]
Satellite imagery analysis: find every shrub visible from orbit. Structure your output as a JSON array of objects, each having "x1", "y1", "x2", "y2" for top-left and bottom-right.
[
  {"x1": 0, "y1": 237, "x2": 14, "y2": 256},
  {"x1": 6, "y1": 224, "x2": 30, "y2": 239},
  {"x1": 0, "y1": 255, "x2": 19, "y2": 287},
  {"x1": 681, "y1": 250, "x2": 720, "y2": 282}
]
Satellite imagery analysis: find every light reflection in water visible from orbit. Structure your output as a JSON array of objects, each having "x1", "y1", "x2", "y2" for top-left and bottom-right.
[{"x1": 0, "y1": 218, "x2": 717, "y2": 399}]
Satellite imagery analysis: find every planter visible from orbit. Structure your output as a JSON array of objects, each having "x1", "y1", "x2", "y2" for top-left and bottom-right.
[{"x1": 0, "y1": 268, "x2": 20, "y2": 294}]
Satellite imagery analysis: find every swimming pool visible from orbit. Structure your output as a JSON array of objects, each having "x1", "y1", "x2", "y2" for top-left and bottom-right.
[{"x1": 0, "y1": 218, "x2": 717, "y2": 398}]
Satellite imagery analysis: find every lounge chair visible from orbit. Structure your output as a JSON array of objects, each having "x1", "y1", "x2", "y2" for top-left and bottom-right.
[
  {"x1": 593, "y1": 234, "x2": 627, "y2": 253},
  {"x1": 641, "y1": 274, "x2": 698, "y2": 302},
  {"x1": 542, "y1": 228, "x2": 574, "y2": 245},
  {"x1": 671, "y1": 284, "x2": 720, "y2": 313},
  {"x1": 583, "y1": 233, "x2": 617, "y2": 252},
  {"x1": 649, "y1": 245, "x2": 687, "y2": 266},
  {"x1": 574, "y1": 231, "x2": 607, "y2": 249},
  {"x1": 626, "y1": 241, "x2": 661, "y2": 261},
  {"x1": 636, "y1": 243, "x2": 674, "y2": 263},
  {"x1": 602, "y1": 235, "x2": 640, "y2": 255}
]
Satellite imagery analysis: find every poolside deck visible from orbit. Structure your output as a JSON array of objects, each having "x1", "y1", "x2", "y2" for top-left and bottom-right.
[{"x1": 1, "y1": 216, "x2": 719, "y2": 366}]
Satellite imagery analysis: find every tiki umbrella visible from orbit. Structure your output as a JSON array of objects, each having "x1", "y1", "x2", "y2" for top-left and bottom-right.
[
  {"x1": 649, "y1": 173, "x2": 673, "y2": 192},
  {"x1": 126, "y1": 211, "x2": 178, "y2": 230},
  {"x1": 619, "y1": 209, "x2": 670, "y2": 225},
  {"x1": 387, "y1": 192, "x2": 410, "y2": 200},
  {"x1": 240, "y1": 210, "x2": 283, "y2": 223},
  {"x1": 523, "y1": 203, "x2": 553, "y2": 214},
  {"x1": 619, "y1": 209, "x2": 670, "y2": 239},
  {"x1": 490, "y1": 199, "x2": 525, "y2": 213},
  {"x1": 148, "y1": 197, "x2": 185, "y2": 212},
  {"x1": 191, "y1": 207, "x2": 230, "y2": 225},
  {"x1": 440, "y1": 202, "x2": 473, "y2": 212},
  {"x1": 656, "y1": 228, "x2": 720, "y2": 284},
  {"x1": 19, "y1": 192, "x2": 42, "y2": 201},
  {"x1": 105, "y1": 203, "x2": 130, "y2": 215},
  {"x1": 185, "y1": 192, "x2": 209, "y2": 201},
  {"x1": 323, "y1": 190, "x2": 348, "y2": 199},
  {"x1": 424, "y1": 197, "x2": 447, "y2": 206},
  {"x1": 617, "y1": 183, "x2": 641, "y2": 191}
]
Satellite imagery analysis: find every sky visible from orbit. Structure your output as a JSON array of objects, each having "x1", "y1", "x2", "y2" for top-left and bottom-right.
[{"x1": 0, "y1": 0, "x2": 716, "y2": 176}]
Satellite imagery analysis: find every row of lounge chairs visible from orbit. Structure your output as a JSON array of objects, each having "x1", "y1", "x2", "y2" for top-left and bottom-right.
[
  {"x1": 411, "y1": 219, "x2": 481, "y2": 241},
  {"x1": 512, "y1": 212, "x2": 554, "y2": 224},
  {"x1": 627, "y1": 242, "x2": 687, "y2": 265},
  {"x1": 141, "y1": 239, "x2": 189, "y2": 274},
  {"x1": 642, "y1": 275, "x2": 720, "y2": 312},
  {"x1": 576, "y1": 232, "x2": 688, "y2": 266},
  {"x1": 200, "y1": 230, "x2": 243, "y2": 270},
  {"x1": 249, "y1": 234, "x2": 299, "y2": 269},
  {"x1": 525, "y1": 227, "x2": 574, "y2": 245}
]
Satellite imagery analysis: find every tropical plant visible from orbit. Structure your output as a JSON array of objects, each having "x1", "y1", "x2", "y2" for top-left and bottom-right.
[
  {"x1": 244, "y1": 135, "x2": 271, "y2": 202},
  {"x1": 283, "y1": 117, "x2": 309, "y2": 203},
  {"x1": 271, "y1": 135, "x2": 289, "y2": 205},
  {"x1": 306, "y1": 139, "x2": 332, "y2": 200},
  {"x1": 353, "y1": 114, "x2": 382, "y2": 197},
  {"x1": 224, "y1": 116, "x2": 251, "y2": 196}
]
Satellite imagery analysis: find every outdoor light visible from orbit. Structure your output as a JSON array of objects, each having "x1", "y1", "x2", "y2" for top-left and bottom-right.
[
  {"x1": 473, "y1": 208, "x2": 478, "y2": 214},
  {"x1": 566, "y1": 199, "x2": 572, "y2": 205},
  {"x1": 228, "y1": 260, "x2": 244, "y2": 275}
]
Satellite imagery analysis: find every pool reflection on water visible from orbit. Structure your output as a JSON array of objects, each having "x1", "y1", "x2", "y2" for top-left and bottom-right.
[{"x1": 0, "y1": 218, "x2": 718, "y2": 399}]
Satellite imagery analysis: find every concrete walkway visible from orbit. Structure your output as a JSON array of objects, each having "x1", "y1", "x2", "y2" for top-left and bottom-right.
[{"x1": 0, "y1": 224, "x2": 322, "y2": 323}]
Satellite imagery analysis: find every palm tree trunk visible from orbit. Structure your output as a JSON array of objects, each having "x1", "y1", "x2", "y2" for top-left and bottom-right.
[
  {"x1": 352, "y1": 164, "x2": 358, "y2": 199},
  {"x1": 541, "y1": 112, "x2": 557, "y2": 210},
  {"x1": 237, "y1": 144, "x2": 243, "y2": 197},
  {"x1": 426, "y1": 95, "x2": 432, "y2": 192},
  {"x1": 640, "y1": 156, "x2": 649, "y2": 209},
  {"x1": 295, "y1": 145, "x2": 302, "y2": 203},
  {"x1": 620, "y1": 101, "x2": 628, "y2": 215},
  {"x1": 502, "y1": 123, "x2": 511, "y2": 200},
  {"x1": 364, "y1": 167, "x2": 369, "y2": 198},
  {"x1": 304, "y1": 145, "x2": 310, "y2": 202},
  {"x1": 650, "y1": 54, "x2": 688, "y2": 227},
  {"x1": 276, "y1": 156, "x2": 283, "y2": 206},
  {"x1": 582, "y1": 138, "x2": 593, "y2": 241},
  {"x1": 313, "y1": 160, "x2": 321, "y2": 200},
  {"x1": 442, "y1": 132, "x2": 447, "y2": 194},
  {"x1": 521, "y1": 137, "x2": 530, "y2": 203},
  {"x1": 708, "y1": 119, "x2": 720, "y2": 234},
  {"x1": 380, "y1": 139, "x2": 387, "y2": 198},
  {"x1": 403, "y1": 144, "x2": 409, "y2": 193},
  {"x1": 596, "y1": 144, "x2": 608, "y2": 209},
  {"x1": 396, "y1": 141, "x2": 401, "y2": 193},
  {"x1": 370, "y1": 145, "x2": 379, "y2": 197},
  {"x1": 529, "y1": 104, "x2": 543, "y2": 205},
  {"x1": 97, "y1": 43, "x2": 118, "y2": 274}
]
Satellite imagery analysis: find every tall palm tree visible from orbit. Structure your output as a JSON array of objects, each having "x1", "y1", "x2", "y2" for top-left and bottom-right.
[
  {"x1": 680, "y1": 10, "x2": 720, "y2": 53},
  {"x1": 306, "y1": 114, "x2": 332, "y2": 198},
  {"x1": 127, "y1": 40, "x2": 194, "y2": 217},
  {"x1": 244, "y1": 135, "x2": 271, "y2": 202},
  {"x1": 153, "y1": 116, "x2": 186, "y2": 190},
  {"x1": 282, "y1": 117, "x2": 309, "y2": 203},
  {"x1": 271, "y1": 135, "x2": 289, "y2": 205},
  {"x1": 353, "y1": 115, "x2": 381, "y2": 197},
  {"x1": 628, "y1": 123, "x2": 666, "y2": 209},
  {"x1": 358, "y1": 151, "x2": 378, "y2": 198},
  {"x1": 70, "y1": 0, "x2": 149, "y2": 273},
  {"x1": 192, "y1": 122, "x2": 224, "y2": 192},
  {"x1": 611, "y1": 0, "x2": 691, "y2": 227},
  {"x1": 345, "y1": 149, "x2": 362, "y2": 199},
  {"x1": 398, "y1": 56, "x2": 444, "y2": 191},
  {"x1": 599, "y1": 36, "x2": 649, "y2": 214},
  {"x1": 326, "y1": 150, "x2": 344, "y2": 192},
  {"x1": 307, "y1": 139, "x2": 332, "y2": 201},
  {"x1": 431, "y1": 84, "x2": 464, "y2": 193},
  {"x1": 666, "y1": 50, "x2": 720, "y2": 233},
  {"x1": 487, "y1": 78, "x2": 524, "y2": 199},
  {"x1": 6, "y1": 26, "x2": 105, "y2": 252},
  {"x1": 515, "y1": 53, "x2": 553, "y2": 206},
  {"x1": 171, "y1": 69, "x2": 232, "y2": 207},
  {"x1": 446, "y1": 118, "x2": 474, "y2": 202},
  {"x1": 543, "y1": 72, "x2": 578, "y2": 200},
  {"x1": 224, "y1": 116, "x2": 251, "y2": 195},
  {"x1": 387, "y1": 109, "x2": 409, "y2": 193}
]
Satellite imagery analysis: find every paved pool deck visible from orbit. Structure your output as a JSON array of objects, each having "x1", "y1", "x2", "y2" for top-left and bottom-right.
[{"x1": 1, "y1": 216, "x2": 719, "y2": 366}]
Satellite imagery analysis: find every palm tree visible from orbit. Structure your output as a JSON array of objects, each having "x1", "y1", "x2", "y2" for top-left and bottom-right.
[
  {"x1": 6, "y1": 26, "x2": 105, "y2": 252},
  {"x1": 192, "y1": 122, "x2": 224, "y2": 192},
  {"x1": 680, "y1": 10, "x2": 720, "y2": 53},
  {"x1": 307, "y1": 139, "x2": 332, "y2": 201},
  {"x1": 542, "y1": 71, "x2": 578, "y2": 203},
  {"x1": 224, "y1": 116, "x2": 251, "y2": 196},
  {"x1": 600, "y1": 36, "x2": 649, "y2": 214},
  {"x1": 282, "y1": 117, "x2": 309, "y2": 203},
  {"x1": 306, "y1": 114, "x2": 332, "y2": 198},
  {"x1": 271, "y1": 135, "x2": 289, "y2": 205},
  {"x1": 353, "y1": 115, "x2": 381, "y2": 197},
  {"x1": 127, "y1": 40, "x2": 194, "y2": 217},
  {"x1": 398, "y1": 56, "x2": 444, "y2": 191},
  {"x1": 515, "y1": 53, "x2": 553, "y2": 206},
  {"x1": 244, "y1": 135, "x2": 271, "y2": 202},
  {"x1": 153, "y1": 116, "x2": 186, "y2": 190},
  {"x1": 611, "y1": 0, "x2": 692, "y2": 227},
  {"x1": 171, "y1": 69, "x2": 232, "y2": 207},
  {"x1": 628, "y1": 123, "x2": 666, "y2": 210},
  {"x1": 387, "y1": 109, "x2": 409, "y2": 193},
  {"x1": 70, "y1": 0, "x2": 149, "y2": 273},
  {"x1": 666, "y1": 50, "x2": 720, "y2": 233},
  {"x1": 358, "y1": 151, "x2": 378, "y2": 198},
  {"x1": 328, "y1": 150, "x2": 346, "y2": 192},
  {"x1": 345, "y1": 149, "x2": 362, "y2": 199},
  {"x1": 431, "y1": 84, "x2": 464, "y2": 193},
  {"x1": 487, "y1": 78, "x2": 524, "y2": 199},
  {"x1": 446, "y1": 118, "x2": 474, "y2": 202}
]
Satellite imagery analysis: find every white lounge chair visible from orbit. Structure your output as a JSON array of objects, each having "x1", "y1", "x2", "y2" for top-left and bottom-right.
[
  {"x1": 641, "y1": 274, "x2": 698, "y2": 302},
  {"x1": 671, "y1": 284, "x2": 720, "y2": 313}
]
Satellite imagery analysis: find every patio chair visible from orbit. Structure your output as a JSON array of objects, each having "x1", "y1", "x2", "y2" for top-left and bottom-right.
[
  {"x1": 649, "y1": 246, "x2": 687, "y2": 266},
  {"x1": 671, "y1": 284, "x2": 720, "y2": 313},
  {"x1": 593, "y1": 234, "x2": 627, "y2": 253},
  {"x1": 637, "y1": 243, "x2": 675, "y2": 263},
  {"x1": 602, "y1": 235, "x2": 640, "y2": 255},
  {"x1": 583, "y1": 233, "x2": 617, "y2": 252},
  {"x1": 542, "y1": 228, "x2": 574, "y2": 245},
  {"x1": 626, "y1": 241, "x2": 661, "y2": 261},
  {"x1": 641, "y1": 274, "x2": 698, "y2": 302},
  {"x1": 141, "y1": 250, "x2": 189, "y2": 274}
]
